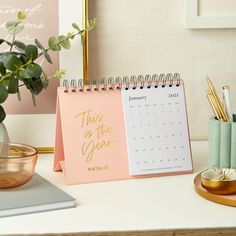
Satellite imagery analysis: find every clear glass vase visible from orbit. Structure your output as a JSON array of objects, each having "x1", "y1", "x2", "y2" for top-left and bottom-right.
[
  {"x1": 0, "y1": 123, "x2": 10, "y2": 143},
  {"x1": 0, "y1": 123, "x2": 10, "y2": 157}
]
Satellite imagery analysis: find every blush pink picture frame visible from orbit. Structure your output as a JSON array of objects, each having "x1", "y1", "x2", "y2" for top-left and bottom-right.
[{"x1": 2, "y1": 0, "x2": 86, "y2": 151}]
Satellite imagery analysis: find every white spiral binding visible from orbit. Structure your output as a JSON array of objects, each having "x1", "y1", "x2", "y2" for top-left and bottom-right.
[{"x1": 63, "y1": 73, "x2": 181, "y2": 92}]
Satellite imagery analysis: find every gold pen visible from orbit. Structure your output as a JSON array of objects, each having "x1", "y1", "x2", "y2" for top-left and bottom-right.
[
  {"x1": 206, "y1": 90, "x2": 221, "y2": 120},
  {"x1": 209, "y1": 92, "x2": 223, "y2": 120},
  {"x1": 206, "y1": 77, "x2": 229, "y2": 122}
]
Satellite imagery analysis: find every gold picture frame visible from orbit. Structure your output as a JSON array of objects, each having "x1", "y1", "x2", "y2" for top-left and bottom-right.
[{"x1": 83, "y1": 0, "x2": 89, "y2": 85}]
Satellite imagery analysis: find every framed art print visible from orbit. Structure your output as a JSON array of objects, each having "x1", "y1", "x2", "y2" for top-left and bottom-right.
[
  {"x1": 185, "y1": 0, "x2": 236, "y2": 28},
  {"x1": 1, "y1": 0, "x2": 87, "y2": 151}
]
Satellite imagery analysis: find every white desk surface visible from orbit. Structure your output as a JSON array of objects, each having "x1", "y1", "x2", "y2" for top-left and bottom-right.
[{"x1": 0, "y1": 141, "x2": 236, "y2": 235}]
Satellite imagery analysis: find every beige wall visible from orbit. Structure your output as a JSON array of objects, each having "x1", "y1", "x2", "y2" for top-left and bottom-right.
[{"x1": 88, "y1": 0, "x2": 236, "y2": 141}]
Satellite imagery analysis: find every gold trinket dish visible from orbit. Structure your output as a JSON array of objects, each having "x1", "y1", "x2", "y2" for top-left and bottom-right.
[{"x1": 201, "y1": 169, "x2": 236, "y2": 195}]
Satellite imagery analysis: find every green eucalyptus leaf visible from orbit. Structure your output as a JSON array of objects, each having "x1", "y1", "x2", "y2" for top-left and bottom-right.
[
  {"x1": 30, "y1": 78, "x2": 44, "y2": 95},
  {"x1": 48, "y1": 37, "x2": 61, "y2": 51},
  {"x1": 0, "y1": 53, "x2": 10, "y2": 63},
  {"x1": 0, "y1": 82, "x2": 8, "y2": 103},
  {"x1": 0, "y1": 39, "x2": 12, "y2": 46},
  {"x1": 0, "y1": 62, "x2": 6, "y2": 75},
  {"x1": 19, "y1": 63, "x2": 42, "y2": 78},
  {"x1": 5, "y1": 21, "x2": 16, "y2": 29},
  {"x1": 4, "y1": 41, "x2": 12, "y2": 47},
  {"x1": 3, "y1": 54, "x2": 23, "y2": 71},
  {"x1": 25, "y1": 44, "x2": 38, "y2": 61},
  {"x1": 53, "y1": 69, "x2": 66, "y2": 79},
  {"x1": 58, "y1": 35, "x2": 66, "y2": 42},
  {"x1": 48, "y1": 36, "x2": 58, "y2": 48},
  {"x1": 22, "y1": 77, "x2": 43, "y2": 95},
  {"x1": 22, "y1": 78, "x2": 32, "y2": 89},
  {"x1": 5, "y1": 21, "x2": 24, "y2": 34},
  {"x1": 0, "y1": 105, "x2": 6, "y2": 123},
  {"x1": 72, "y1": 23, "x2": 81, "y2": 32},
  {"x1": 43, "y1": 50, "x2": 53, "y2": 64},
  {"x1": 8, "y1": 77, "x2": 19, "y2": 94},
  {"x1": 53, "y1": 44, "x2": 61, "y2": 51},
  {"x1": 35, "y1": 39, "x2": 44, "y2": 50},
  {"x1": 58, "y1": 35, "x2": 71, "y2": 49},
  {"x1": 67, "y1": 32, "x2": 75, "y2": 39},
  {"x1": 19, "y1": 69, "x2": 30, "y2": 79},
  {"x1": 19, "y1": 54, "x2": 27, "y2": 64},
  {"x1": 14, "y1": 40, "x2": 26, "y2": 50},
  {"x1": 31, "y1": 92, "x2": 36, "y2": 106},
  {"x1": 17, "y1": 91, "x2": 21, "y2": 101},
  {"x1": 17, "y1": 11, "x2": 26, "y2": 21},
  {"x1": 27, "y1": 64, "x2": 42, "y2": 78},
  {"x1": 86, "y1": 18, "x2": 97, "y2": 31},
  {"x1": 41, "y1": 75, "x2": 49, "y2": 89},
  {"x1": 2, "y1": 79, "x2": 8, "y2": 87}
]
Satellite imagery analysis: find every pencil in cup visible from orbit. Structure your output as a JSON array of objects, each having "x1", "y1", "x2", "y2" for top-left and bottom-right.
[{"x1": 206, "y1": 77, "x2": 229, "y2": 122}]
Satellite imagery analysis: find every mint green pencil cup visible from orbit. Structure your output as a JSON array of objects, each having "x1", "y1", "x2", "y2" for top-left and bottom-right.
[{"x1": 208, "y1": 115, "x2": 236, "y2": 169}]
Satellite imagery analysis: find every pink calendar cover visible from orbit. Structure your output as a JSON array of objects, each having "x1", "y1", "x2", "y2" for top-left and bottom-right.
[
  {"x1": 54, "y1": 88, "x2": 131, "y2": 184},
  {"x1": 54, "y1": 78, "x2": 193, "y2": 184}
]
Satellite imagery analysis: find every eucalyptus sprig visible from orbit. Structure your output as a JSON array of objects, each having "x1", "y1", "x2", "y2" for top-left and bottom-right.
[{"x1": 0, "y1": 11, "x2": 96, "y2": 123}]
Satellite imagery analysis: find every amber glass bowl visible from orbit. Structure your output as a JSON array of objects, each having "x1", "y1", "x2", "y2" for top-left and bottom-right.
[{"x1": 0, "y1": 143, "x2": 38, "y2": 189}]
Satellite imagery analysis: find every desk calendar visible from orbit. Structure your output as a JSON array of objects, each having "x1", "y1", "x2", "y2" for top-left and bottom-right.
[{"x1": 54, "y1": 74, "x2": 193, "y2": 184}]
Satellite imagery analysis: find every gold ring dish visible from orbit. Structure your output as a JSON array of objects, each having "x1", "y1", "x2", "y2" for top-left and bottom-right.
[
  {"x1": 201, "y1": 169, "x2": 236, "y2": 195},
  {"x1": 194, "y1": 170, "x2": 236, "y2": 207}
]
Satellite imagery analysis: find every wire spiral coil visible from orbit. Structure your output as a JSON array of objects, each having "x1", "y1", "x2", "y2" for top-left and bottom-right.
[{"x1": 63, "y1": 73, "x2": 181, "y2": 92}]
